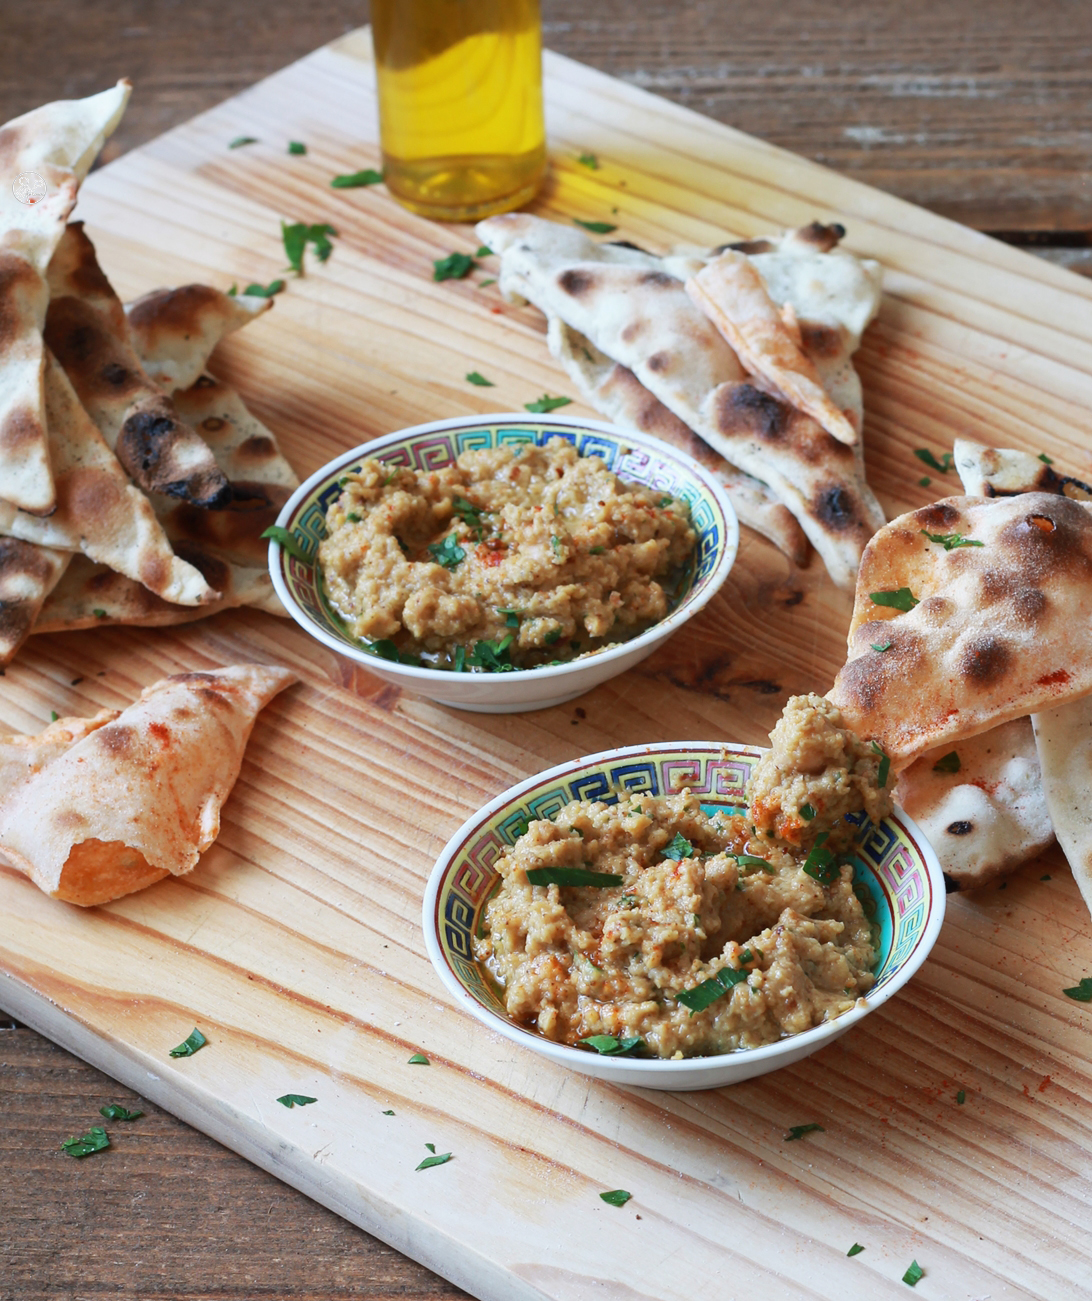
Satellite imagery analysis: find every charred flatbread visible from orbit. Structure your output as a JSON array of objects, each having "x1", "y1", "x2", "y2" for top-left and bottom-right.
[
  {"x1": 955, "y1": 437, "x2": 1092, "y2": 502},
  {"x1": 0, "y1": 538, "x2": 69, "y2": 664}
]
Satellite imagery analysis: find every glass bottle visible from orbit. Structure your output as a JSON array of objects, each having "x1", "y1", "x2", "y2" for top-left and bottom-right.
[{"x1": 372, "y1": 0, "x2": 546, "y2": 222}]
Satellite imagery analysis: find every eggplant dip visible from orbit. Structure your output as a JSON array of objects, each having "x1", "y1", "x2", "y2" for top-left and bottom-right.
[
  {"x1": 474, "y1": 695, "x2": 893, "y2": 1059},
  {"x1": 318, "y1": 438, "x2": 696, "y2": 672}
]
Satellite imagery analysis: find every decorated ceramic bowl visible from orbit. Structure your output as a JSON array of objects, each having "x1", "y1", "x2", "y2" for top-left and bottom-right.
[
  {"x1": 423, "y1": 742, "x2": 946, "y2": 1091},
  {"x1": 268, "y1": 413, "x2": 737, "y2": 712}
]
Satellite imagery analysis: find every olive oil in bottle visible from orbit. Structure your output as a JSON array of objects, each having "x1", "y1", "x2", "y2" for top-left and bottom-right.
[{"x1": 372, "y1": 0, "x2": 546, "y2": 222}]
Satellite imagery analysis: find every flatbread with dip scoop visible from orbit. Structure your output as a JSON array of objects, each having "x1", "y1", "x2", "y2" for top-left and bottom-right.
[
  {"x1": 0, "y1": 538, "x2": 70, "y2": 664},
  {"x1": 548, "y1": 316, "x2": 809, "y2": 566},
  {"x1": 828, "y1": 492, "x2": 1092, "y2": 767},
  {"x1": 0, "y1": 664, "x2": 297, "y2": 906},
  {"x1": 0, "y1": 80, "x2": 131, "y2": 515},
  {"x1": 44, "y1": 223, "x2": 231, "y2": 507},
  {"x1": 477, "y1": 212, "x2": 884, "y2": 587},
  {"x1": 1032, "y1": 696, "x2": 1092, "y2": 916}
]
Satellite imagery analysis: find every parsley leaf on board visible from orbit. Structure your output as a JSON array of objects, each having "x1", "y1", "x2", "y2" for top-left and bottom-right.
[
  {"x1": 599, "y1": 1189, "x2": 632, "y2": 1206},
  {"x1": 675, "y1": 965, "x2": 749, "y2": 1015},
  {"x1": 277, "y1": 1094, "x2": 318, "y2": 1108},
  {"x1": 281, "y1": 221, "x2": 337, "y2": 273},
  {"x1": 526, "y1": 867, "x2": 624, "y2": 888},
  {"x1": 93, "y1": 608, "x2": 107, "y2": 618},
  {"x1": 478, "y1": 277, "x2": 496, "y2": 287},
  {"x1": 784, "y1": 1123, "x2": 825, "y2": 1141},
  {"x1": 288, "y1": 141, "x2": 306, "y2": 155},
  {"x1": 408, "y1": 1053, "x2": 430, "y2": 1065},
  {"x1": 847, "y1": 1243, "x2": 865, "y2": 1257},
  {"x1": 228, "y1": 135, "x2": 258, "y2": 148},
  {"x1": 913, "y1": 448, "x2": 953, "y2": 474},
  {"x1": 433, "y1": 251, "x2": 476, "y2": 281},
  {"x1": 573, "y1": 218, "x2": 618, "y2": 234},
  {"x1": 902, "y1": 1259, "x2": 924, "y2": 1286},
  {"x1": 1038, "y1": 452, "x2": 1054, "y2": 464},
  {"x1": 920, "y1": 529, "x2": 983, "y2": 550},
  {"x1": 416, "y1": 1151, "x2": 453, "y2": 1170},
  {"x1": 331, "y1": 168, "x2": 384, "y2": 188},
  {"x1": 871, "y1": 741, "x2": 891, "y2": 788},
  {"x1": 241, "y1": 279, "x2": 285, "y2": 298},
  {"x1": 525, "y1": 394, "x2": 572, "y2": 413},
  {"x1": 869, "y1": 587, "x2": 919, "y2": 612},
  {"x1": 61, "y1": 1126, "x2": 110, "y2": 1158},
  {"x1": 956, "y1": 1089, "x2": 966, "y2": 1104},
  {"x1": 475, "y1": 245, "x2": 493, "y2": 256},
  {"x1": 1063, "y1": 977, "x2": 1092, "y2": 1002},
  {"x1": 663, "y1": 832, "x2": 694, "y2": 861},
  {"x1": 382, "y1": 1109, "x2": 395, "y2": 1115},
  {"x1": 427, "y1": 534, "x2": 466, "y2": 569},
  {"x1": 580, "y1": 1035, "x2": 644, "y2": 1056},
  {"x1": 50, "y1": 710, "x2": 58, "y2": 722},
  {"x1": 261, "y1": 525, "x2": 312, "y2": 565},
  {"x1": 99, "y1": 1104, "x2": 142, "y2": 1121},
  {"x1": 918, "y1": 476, "x2": 932, "y2": 488},
  {"x1": 169, "y1": 1028, "x2": 208, "y2": 1058},
  {"x1": 465, "y1": 370, "x2": 495, "y2": 386},
  {"x1": 933, "y1": 751, "x2": 961, "y2": 774},
  {"x1": 577, "y1": 152, "x2": 600, "y2": 169}
]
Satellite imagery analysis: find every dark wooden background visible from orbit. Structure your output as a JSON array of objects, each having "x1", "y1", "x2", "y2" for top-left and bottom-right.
[{"x1": 3, "y1": 3, "x2": 1091, "y2": 1298}]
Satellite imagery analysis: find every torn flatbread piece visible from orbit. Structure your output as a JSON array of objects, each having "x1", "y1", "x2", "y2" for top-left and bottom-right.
[
  {"x1": 0, "y1": 351, "x2": 216, "y2": 604},
  {"x1": 0, "y1": 709, "x2": 119, "y2": 798},
  {"x1": 125, "y1": 285, "x2": 272, "y2": 393},
  {"x1": 0, "y1": 538, "x2": 69, "y2": 664},
  {"x1": 687, "y1": 251, "x2": 858, "y2": 446},
  {"x1": 44, "y1": 224, "x2": 231, "y2": 507},
  {"x1": 896, "y1": 718, "x2": 1053, "y2": 891},
  {"x1": 0, "y1": 664, "x2": 297, "y2": 906},
  {"x1": 955, "y1": 437, "x2": 1092, "y2": 502},
  {"x1": 1032, "y1": 695, "x2": 1092, "y2": 918},
  {"x1": 0, "y1": 81, "x2": 131, "y2": 514},
  {"x1": 548, "y1": 317, "x2": 809, "y2": 566},
  {"x1": 829, "y1": 493, "x2": 1092, "y2": 767}
]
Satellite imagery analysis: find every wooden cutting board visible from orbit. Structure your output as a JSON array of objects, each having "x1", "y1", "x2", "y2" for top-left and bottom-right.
[{"x1": 4, "y1": 27, "x2": 1092, "y2": 1301}]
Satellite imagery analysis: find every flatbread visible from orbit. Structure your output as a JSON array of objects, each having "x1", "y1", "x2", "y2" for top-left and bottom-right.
[
  {"x1": 477, "y1": 213, "x2": 884, "y2": 587},
  {"x1": 44, "y1": 224, "x2": 231, "y2": 507},
  {"x1": 548, "y1": 317, "x2": 809, "y2": 566},
  {"x1": 0, "y1": 709, "x2": 119, "y2": 798},
  {"x1": 0, "y1": 350, "x2": 217, "y2": 604},
  {"x1": 828, "y1": 493, "x2": 1092, "y2": 766},
  {"x1": 955, "y1": 437, "x2": 1092, "y2": 502},
  {"x1": 0, "y1": 664, "x2": 297, "y2": 905},
  {"x1": 895, "y1": 718, "x2": 1053, "y2": 890},
  {"x1": 125, "y1": 285, "x2": 272, "y2": 393},
  {"x1": 0, "y1": 539, "x2": 69, "y2": 664},
  {"x1": 1032, "y1": 695, "x2": 1092, "y2": 916},
  {"x1": 0, "y1": 80, "x2": 131, "y2": 515}
]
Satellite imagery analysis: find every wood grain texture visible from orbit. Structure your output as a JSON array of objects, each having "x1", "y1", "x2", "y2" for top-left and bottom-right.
[{"x1": 4, "y1": 27, "x2": 1092, "y2": 1301}]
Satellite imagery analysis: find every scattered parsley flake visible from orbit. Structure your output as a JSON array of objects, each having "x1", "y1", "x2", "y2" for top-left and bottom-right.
[
  {"x1": 99, "y1": 1104, "x2": 142, "y2": 1121},
  {"x1": 914, "y1": 448, "x2": 953, "y2": 474},
  {"x1": 61, "y1": 1126, "x2": 110, "y2": 1158},
  {"x1": 227, "y1": 284, "x2": 238, "y2": 295},
  {"x1": 478, "y1": 277, "x2": 496, "y2": 287},
  {"x1": 228, "y1": 136, "x2": 258, "y2": 149},
  {"x1": 802, "y1": 832, "x2": 839, "y2": 884},
  {"x1": 465, "y1": 370, "x2": 494, "y2": 387},
  {"x1": 1041, "y1": 873, "x2": 1052, "y2": 881},
  {"x1": 525, "y1": 394, "x2": 572, "y2": 413},
  {"x1": 580, "y1": 1035, "x2": 643, "y2": 1056},
  {"x1": 93, "y1": 608, "x2": 107, "y2": 618},
  {"x1": 288, "y1": 141, "x2": 306, "y2": 155},
  {"x1": 408, "y1": 1053, "x2": 430, "y2": 1065},
  {"x1": 918, "y1": 476, "x2": 932, "y2": 488},
  {"x1": 544, "y1": 627, "x2": 562, "y2": 645},
  {"x1": 735, "y1": 853, "x2": 774, "y2": 873},
  {"x1": 475, "y1": 245, "x2": 493, "y2": 257},
  {"x1": 331, "y1": 168, "x2": 384, "y2": 188},
  {"x1": 281, "y1": 221, "x2": 337, "y2": 274},
  {"x1": 428, "y1": 534, "x2": 466, "y2": 569},
  {"x1": 871, "y1": 740, "x2": 891, "y2": 788},
  {"x1": 871, "y1": 640, "x2": 893, "y2": 653},
  {"x1": 277, "y1": 1094, "x2": 318, "y2": 1108},
  {"x1": 663, "y1": 832, "x2": 694, "y2": 861},
  {"x1": 902, "y1": 1259, "x2": 924, "y2": 1287},
  {"x1": 577, "y1": 152, "x2": 600, "y2": 169},
  {"x1": 574, "y1": 218, "x2": 618, "y2": 234},
  {"x1": 589, "y1": 545, "x2": 605, "y2": 554},
  {"x1": 870, "y1": 587, "x2": 919, "y2": 612},
  {"x1": 599, "y1": 1189, "x2": 632, "y2": 1206},
  {"x1": 382, "y1": 1109, "x2": 395, "y2": 1115},
  {"x1": 452, "y1": 496, "x2": 483, "y2": 535},
  {"x1": 550, "y1": 534, "x2": 563, "y2": 557},
  {"x1": 933, "y1": 751, "x2": 961, "y2": 774},
  {"x1": 241, "y1": 278, "x2": 285, "y2": 298},
  {"x1": 847, "y1": 1243, "x2": 865, "y2": 1257},
  {"x1": 526, "y1": 867, "x2": 624, "y2": 888},
  {"x1": 433, "y1": 251, "x2": 476, "y2": 281},
  {"x1": 800, "y1": 803, "x2": 817, "y2": 821},
  {"x1": 50, "y1": 710, "x2": 58, "y2": 722},
  {"x1": 416, "y1": 1151, "x2": 453, "y2": 1170},
  {"x1": 425, "y1": 1142, "x2": 436, "y2": 1153},
  {"x1": 169, "y1": 1028, "x2": 207, "y2": 1058},
  {"x1": 920, "y1": 528, "x2": 983, "y2": 550},
  {"x1": 262, "y1": 524, "x2": 311, "y2": 565},
  {"x1": 676, "y1": 964, "x2": 749, "y2": 1015},
  {"x1": 1063, "y1": 977, "x2": 1092, "y2": 1002},
  {"x1": 1038, "y1": 452, "x2": 1054, "y2": 464},
  {"x1": 784, "y1": 1123, "x2": 825, "y2": 1141},
  {"x1": 956, "y1": 1089, "x2": 966, "y2": 1104}
]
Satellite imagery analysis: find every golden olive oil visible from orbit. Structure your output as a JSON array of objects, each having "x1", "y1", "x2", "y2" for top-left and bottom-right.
[{"x1": 372, "y1": 0, "x2": 546, "y2": 221}]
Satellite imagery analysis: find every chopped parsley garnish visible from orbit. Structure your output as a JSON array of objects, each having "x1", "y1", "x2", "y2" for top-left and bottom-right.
[
  {"x1": 453, "y1": 645, "x2": 467, "y2": 673},
  {"x1": 735, "y1": 853, "x2": 774, "y2": 873},
  {"x1": 416, "y1": 1151, "x2": 453, "y2": 1170},
  {"x1": 382, "y1": 1109, "x2": 395, "y2": 1115},
  {"x1": 169, "y1": 1028, "x2": 208, "y2": 1058},
  {"x1": 657, "y1": 496, "x2": 673, "y2": 508},
  {"x1": 871, "y1": 641, "x2": 893, "y2": 653},
  {"x1": 288, "y1": 141, "x2": 306, "y2": 155},
  {"x1": 918, "y1": 476, "x2": 932, "y2": 488},
  {"x1": 281, "y1": 221, "x2": 337, "y2": 274},
  {"x1": 99, "y1": 1104, "x2": 142, "y2": 1121},
  {"x1": 1041, "y1": 873, "x2": 1052, "y2": 881},
  {"x1": 346, "y1": 512, "x2": 361, "y2": 523},
  {"x1": 277, "y1": 1094, "x2": 318, "y2": 1108},
  {"x1": 871, "y1": 741, "x2": 891, "y2": 788},
  {"x1": 93, "y1": 608, "x2": 107, "y2": 618},
  {"x1": 869, "y1": 587, "x2": 919, "y2": 612},
  {"x1": 428, "y1": 534, "x2": 466, "y2": 569},
  {"x1": 452, "y1": 496, "x2": 484, "y2": 535},
  {"x1": 802, "y1": 832, "x2": 838, "y2": 885},
  {"x1": 663, "y1": 832, "x2": 694, "y2": 861},
  {"x1": 61, "y1": 1126, "x2": 110, "y2": 1158},
  {"x1": 433, "y1": 251, "x2": 476, "y2": 281},
  {"x1": 675, "y1": 964, "x2": 749, "y2": 1015},
  {"x1": 331, "y1": 168, "x2": 384, "y2": 187},
  {"x1": 799, "y1": 803, "x2": 817, "y2": 821},
  {"x1": 544, "y1": 628, "x2": 562, "y2": 644},
  {"x1": 902, "y1": 1259, "x2": 924, "y2": 1286},
  {"x1": 496, "y1": 608, "x2": 520, "y2": 628},
  {"x1": 956, "y1": 1089, "x2": 966, "y2": 1104},
  {"x1": 574, "y1": 219, "x2": 618, "y2": 234},
  {"x1": 847, "y1": 1243, "x2": 865, "y2": 1257},
  {"x1": 588, "y1": 545, "x2": 605, "y2": 554},
  {"x1": 1038, "y1": 452, "x2": 1054, "y2": 464},
  {"x1": 784, "y1": 1123, "x2": 825, "y2": 1141},
  {"x1": 475, "y1": 245, "x2": 493, "y2": 257},
  {"x1": 368, "y1": 639, "x2": 406, "y2": 663},
  {"x1": 425, "y1": 1142, "x2": 435, "y2": 1153},
  {"x1": 50, "y1": 710, "x2": 58, "y2": 722},
  {"x1": 913, "y1": 448, "x2": 953, "y2": 474},
  {"x1": 580, "y1": 1035, "x2": 644, "y2": 1056},
  {"x1": 577, "y1": 152, "x2": 600, "y2": 169},
  {"x1": 465, "y1": 370, "x2": 495, "y2": 386},
  {"x1": 408, "y1": 1052, "x2": 430, "y2": 1065},
  {"x1": 262, "y1": 524, "x2": 311, "y2": 565},
  {"x1": 526, "y1": 867, "x2": 624, "y2": 888},
  {"x1": 478, "y1": 278, "x2": 496, "y2": 288},
  {"x1": 525, "y1": 394, "x2": 573, "y2": 413},
  {"x1": 932, "y1": 751, "x2": 961, "y2": 774},
  {"x1": 599, "y1": 1189, "x2": 632, "y2": 1206},
  {"x1": 469, "y1": 634, "x2": 515, "y2": 672},
  {"x1": 1062, "y1": 977, "x2": 1092, "y2": 1002},
  {"x1": 550, "y1": 535, "x2": 563, "y2": 557},
  {"x1": 228, "y1": 135, "x2": 258, "y2": 149},
  {"x1": 241, "y1": 278, "x2": 285, "y2": 298},
  {"x1": 920, "y1": 529, "x2": 983, "y2": 550}
]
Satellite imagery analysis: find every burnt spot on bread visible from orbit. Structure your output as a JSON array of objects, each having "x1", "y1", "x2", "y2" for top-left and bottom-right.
[
  {"x1": 798, "y1": 321, "x2": 844, "y2": 360},
  {"x1": 605, "y1": 240, "x2": 650, "y2": 254},
  {"x1": 558, "y1": 269, "x2": 595, "y2": 298},
  {"x1": 835, "y1": 633, "x2": 920, "y2": 712},
  {"x1": 116, "y1": 400, "x2": 231, "y2": 507},
  {"x1": 0, "y1": 536, "x2": 52, "y2": 587},
  {"x1": 716, "y1": 238, "x2": 775, "y2": 255},
  {"x1": 994, "y1": 493, "x2": 1092, "y2": 582},
  {"x1": 914, "y1": 502, "x2": 963, "y2": 531},
  {"x1": 60, "y1": 224, "x2": 118, "y2": 302},
  {"x1": 1011, "y1": 586, "x2": 1047, "y2": 623},
  {"x1": 959, "y1": 635, "x2": 1011, "y2": 685},
  {"x1": 97, "y1": 724, "x2": 134, "y2": 755},
  {"x1": 620, "y1": 320, "x2": 645, "y2": 344},
  {"x1": 715, "y1": 383, "x2": 789, "y2": 441},
  {"x1": 814, "y1": 484, "x2": 859, "y2": 532},
  {"x1": 646, "y1": 350, "x2": 672, "y2": 374},
  {"x1": 946, "y1": 820, "x2": 974, "y2": 836},
  {"x1": 638, "y1": 270, "x2": 675, "y2": 288},
  {"x1": 102, "y1": 362, "x2": 128, "y2": 386},
  {"x1": 943, "y1": 872, "x2": 961, "y2": 893},
  {"x1": 193, "y1": 374, "x2": 217, "y2": 389},
  {"x1": 0, "y1": 251, "x2": 43, "y2": 349},
  {"x1": 172, "y1": 543, "x2": 230, "y2": 594},
  {"x1": 794, "y1": 221, "x2": 846, "y2": 251},
  {"x1": 139, "y1": 553, "x2": 170, "y2": 595},
  {"x1": 236, "y1": 435, "x2": 278, "y2": 465},
  {"x1": 202, "y1": 417, "x2": 226, "y2": 432},
  {"x1": 0, "y1": 405, "x2": 43, "y2": 456},
  {"x1": 982, "y1": 463, "x2": 1064, "y2": 496},
  {"x1": 127, "y1": 284, "x2": 223, "y2": 336}
]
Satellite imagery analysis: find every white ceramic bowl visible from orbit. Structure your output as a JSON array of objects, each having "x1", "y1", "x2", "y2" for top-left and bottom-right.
[
  {"x1": 268, "y1": 413, "x2": 738, "y2": 712},
  {"x1": 424, "y1": 741, "x2": 946, "y2": 1091}
]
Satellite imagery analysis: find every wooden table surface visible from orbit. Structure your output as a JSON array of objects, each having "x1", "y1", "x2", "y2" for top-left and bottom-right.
[{"x1": 3, "y1": 3, "x2": 1091, "y2": 1298}]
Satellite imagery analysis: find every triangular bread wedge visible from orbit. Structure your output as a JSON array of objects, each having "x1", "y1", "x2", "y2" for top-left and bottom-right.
[
  {"x1": 548, "y1": 317, "x2": 809, "y2": 566},
  {"x1": 0, "y1": 664, "x2": 297, "y2": 905},
  {"x1": 829, "y1": 493, "x2": 1092, "y2": 766},
  {"x1": 0, "y1": 350, "x2": 217, "y2": 604},
  {"x1": 0, "y1": 709, "x2": 120, "y2": 798},
  {"x1": 1032, "y1": 696, "x2": 1092, "y2": 916},
  {"x1": 0, "y1": 539, "x2": 69, "y2": 664},
  {"x1": 44, "y1": 224, "x2": 231, "y2": 507},
  {"x1": 955, "y1": 437, "x2": 1092, "y2": 502},
  {"x1": 895, "y1": 718, "x2": 1053, "y2": 891}
]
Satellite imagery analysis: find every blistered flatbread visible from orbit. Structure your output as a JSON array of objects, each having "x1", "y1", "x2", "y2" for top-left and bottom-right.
[
  {"x1": 0, "y1": 538, "x2": 69, "y2": 664},
  {"x1": 0, "y1": 81, "x2": 131, "y2": 514},
  {"x1": 0, "y1": 709, "x2": 119, "y2": 799},
  {"x1": 548, "y1": 317, "x2": 809, "y2": 566},
  {"x1": 896, "y1": 718, "x2": 1053, "y2": 890},
  {"x1": 955, "y1": 437, "x2": 1092, "y2": 502},
  {"x1": 1032, "y1": 696, "x2": 1092, "y2": 917},
  {"x1": 0, "y1": 664, "x2": 297, "y2": 905},
  {"x1": 829, "y1": 493, "x2": 1092, "y2": 766}
]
